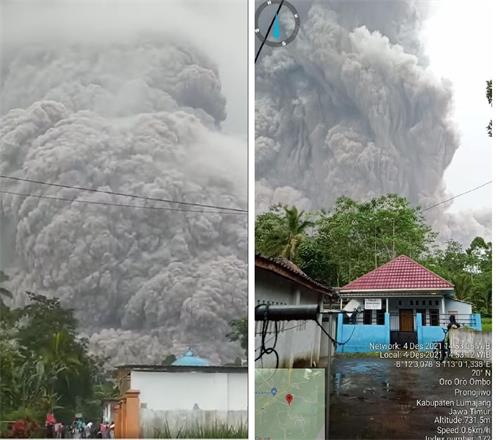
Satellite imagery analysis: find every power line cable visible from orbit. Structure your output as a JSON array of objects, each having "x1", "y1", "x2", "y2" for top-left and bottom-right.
[
  {"x1": 254, "y1": 304, "x2": 280, "y2": 368},
  {"x1": 422, "y1": 180, "x2": 492, "y2": 212},
  {"x1": 0, "y1": 174, "x2": 247, "y2": 213},
  {"x1": 0, "y1": 189, "x2": 244, "y2": 215}
]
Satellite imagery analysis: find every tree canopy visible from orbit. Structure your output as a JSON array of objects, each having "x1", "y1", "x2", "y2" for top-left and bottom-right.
[
  {"x1": 0, "y1": 292, "x2": 116, "y2": 436},
  {"x1": 255, "y1": 206, "x2": 313, "y2": 261},
  {"x1": 486, "y1": 79, "x2": 492, "y2": 137},
  {"x1": 256, "y1": 194, "x2": 491, "y2": 316}
]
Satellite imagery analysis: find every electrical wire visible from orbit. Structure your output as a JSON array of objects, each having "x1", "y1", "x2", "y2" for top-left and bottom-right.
[
  {"x1": 0, "y1": 189, "x2": 244, "y2": 215},
  {"x1": 315, "y1": 317, "x2": 356, "y2": 347},
  {"x1": 0, "y1": 174, "x2": 247, "y2": 213},
  {"x1": 255, "y1": 303, "x2": 357, "y2": 366},
  {"x1": 254, "y1": 304, "x2": 280, "y2": 368},
  {"x1": 422, "y1": 180, "x2": 492, "y2": 212}
]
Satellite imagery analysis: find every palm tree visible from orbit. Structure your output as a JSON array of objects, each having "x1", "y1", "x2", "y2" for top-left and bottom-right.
[
  {"x1": 451, "y1": 273, "x2": 474, "y2": 301},
  {"x1": 281, "y1": 206, "x2": 313, "y2": 261}
]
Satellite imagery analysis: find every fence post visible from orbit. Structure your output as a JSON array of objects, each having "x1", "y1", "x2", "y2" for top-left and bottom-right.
[
  {"x1": 114, "y1": 402, "x2": 122, "y2": 439},
  {"x1": 472, "y1": 313, "x2": 482, "y2": 331},
  {"x1": 416, "y1": 313, "x2": 423, "y2": 350},
  {"x1": 337, "y1": 313, "x2": 344, "y2": 353},
  {"x1": 384, "y1": 312, "x2": 390, "y2": 349},
  {"x1": 124, "y1": 390, "x2": 140, "y2": 438}
]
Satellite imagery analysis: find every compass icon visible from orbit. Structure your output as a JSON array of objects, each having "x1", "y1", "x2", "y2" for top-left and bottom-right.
[{"x1": 255, "y1": 0, "x2": 300, "y2": 49}]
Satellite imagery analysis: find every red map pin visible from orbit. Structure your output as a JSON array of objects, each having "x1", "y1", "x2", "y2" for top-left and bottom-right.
[{"x1": 285, "y1": 393, "x2": 293, "y2": 406}]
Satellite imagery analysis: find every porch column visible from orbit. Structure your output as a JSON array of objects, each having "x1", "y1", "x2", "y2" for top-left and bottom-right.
[
  {"x1": 385, "y1": 298, "x2": 389, "y2": 311},
  {"x1": 441, "y1": 296, "x2": 445, "y2": 315}
]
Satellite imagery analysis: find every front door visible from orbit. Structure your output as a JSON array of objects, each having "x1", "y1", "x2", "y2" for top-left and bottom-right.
[{"x1": 399, "y1": 309, "x2": 414, "y2": 332}]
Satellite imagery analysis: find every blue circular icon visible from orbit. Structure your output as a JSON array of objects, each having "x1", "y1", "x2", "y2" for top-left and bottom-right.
[{"x1": 255, "y1": 0, "x2": 300, "y2": 48}]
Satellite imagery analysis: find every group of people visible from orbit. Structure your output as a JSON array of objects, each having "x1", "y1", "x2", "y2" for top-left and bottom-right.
[{"x1": 45, "y1": 412, "x2": 115, "y2": 439}]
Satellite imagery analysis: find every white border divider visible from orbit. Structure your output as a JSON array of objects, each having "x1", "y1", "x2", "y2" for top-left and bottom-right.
[
  {"x1": 247, "y1": 0, "x2": 256, "y2": 438},
  {"x1": 491, "y1": 0, "x2": 499, "y2": 436}
]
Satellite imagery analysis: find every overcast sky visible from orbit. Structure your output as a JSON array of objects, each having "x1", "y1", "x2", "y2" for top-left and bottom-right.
[{"x1": 421, "y1": 0, "x2": 492, "y2": 213}]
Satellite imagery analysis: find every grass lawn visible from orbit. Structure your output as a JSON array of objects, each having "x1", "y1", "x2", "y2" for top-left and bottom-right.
[{"x1": 482, "y1": 317, "x2": 492, "y2": 333}]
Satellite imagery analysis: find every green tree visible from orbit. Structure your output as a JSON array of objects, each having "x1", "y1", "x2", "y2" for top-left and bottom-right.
[
  {"x1": 0, "y1": 292, "x2": 114, "y2": 428},
  {"x1": 162, "y1": 354, "x2": 177, "y2": 366},
  {"x1": 310, "y1": 194, "x2": 435, "y2": 286},
  {"x1": 255, "y1": 205, "x2": 313, "y2": 261},
  {"x1": 226, "y1": 318, "x2": 248, "y2": 358},
  {"x1": 0, "y1": 270, "x2": 13, "y2": 308},
  {"x1": 424, "y1": 237, "x2": 492, "y2": 316}
]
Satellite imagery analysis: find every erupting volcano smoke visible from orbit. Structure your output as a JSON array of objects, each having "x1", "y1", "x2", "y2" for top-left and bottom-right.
[
  {"x1": 256, "y1": 0, "x2": 489, "y2": 243},
  {"x1": 0, "y1": 2, "x2": 247, "y2": 365}
]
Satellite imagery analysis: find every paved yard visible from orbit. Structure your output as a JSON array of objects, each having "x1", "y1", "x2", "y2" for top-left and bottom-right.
[{"x1": 330, "y1": 356, "x2": 491, "y2": 440}]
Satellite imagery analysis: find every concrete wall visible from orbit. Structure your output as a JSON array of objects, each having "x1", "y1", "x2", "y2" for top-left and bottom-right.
[
  {"x1": 416, "y1": 313, "x2": 445, "y2": 350},
  {"x1": 319, "y1": 314, "x2": 337, "y2": 366},
  {"x1": 130, "y1": 370, "x2": 247, "y2": 435},
  {"x1": 449, "y1": 328, "x2": 492, "y2": 361},
  {"x1": 140, "y1": 409, "x2": 247, "y2": 438},
  {"x1": 416, "y1": 313, "x2": 482, "y2": 350},
  {"x1": 336, "y1": 313, "x2": 390, "y2": 353},
  {"x1": 130, "y1": 370, "x2": 247, "y2": 411},
  {"x1": 255, "y1": 269, "x2": 324, "y2": 368}
]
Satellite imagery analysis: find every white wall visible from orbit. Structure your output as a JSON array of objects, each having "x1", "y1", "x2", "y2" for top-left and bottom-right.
[
  {"x1": 449, "y1": 328, "x2": 491, "y2": 361},
  {"x1": 255, "y1": 269, "x2": 324, "y2": 368},
  {"x1": 445, "y1": 298, "x2": 472, "y2": 316},
  {"x1": 130, "y1": 370, "x2": 247, "y2": 412}
]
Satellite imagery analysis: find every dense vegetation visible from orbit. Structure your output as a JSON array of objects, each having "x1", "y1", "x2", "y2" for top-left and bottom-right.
[
  {"x1": 0, "y1": 285, "x2": 117, "y2": 437},
  {"x1": 256, "y1": 194, "x2": 492, "y2": 317}
]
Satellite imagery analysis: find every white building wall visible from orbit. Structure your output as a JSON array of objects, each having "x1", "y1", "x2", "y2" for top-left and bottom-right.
[
  {"x1": 445, "y1": 298, "x2": 472, "y2": 316},
  {"x1": 130, "y1": 370, "x2": 247, "y2": 412},
  {"x1": 227, "y1": 373, "x2": 247, "y2": 411},
  {"x1": 255, "y1": 269, "x2": 324, "y2": 368}
]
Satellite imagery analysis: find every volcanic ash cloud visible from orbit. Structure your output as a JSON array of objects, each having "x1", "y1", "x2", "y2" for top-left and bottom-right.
[
  {"x1": 256, "y1": 0, "x2": 488, "y2": 243},
  {"x1": 0, "y1": 39, "x2": 247, "y2": 366}
]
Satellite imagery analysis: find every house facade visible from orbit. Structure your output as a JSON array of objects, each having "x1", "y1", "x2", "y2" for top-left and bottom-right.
[
  {"x1": 337, "y1": 255, "x2": 481, "y2": 353},
  {"x1": 255, "y1": 254, "x2": 335, "y2": 368}
]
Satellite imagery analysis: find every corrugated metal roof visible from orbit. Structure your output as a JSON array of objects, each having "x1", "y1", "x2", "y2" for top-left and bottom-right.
[{"x1": 340, "y1": 255, "x2": 454, "y2": 292}]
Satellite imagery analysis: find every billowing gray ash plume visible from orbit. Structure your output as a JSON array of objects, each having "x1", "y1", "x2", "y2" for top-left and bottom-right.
[
  {"x1": 0, "y1": 36, "x2": 247, "y2": 365},
  {"x1": 256, "y1": 0, "x2": 490, "y2": 244}
]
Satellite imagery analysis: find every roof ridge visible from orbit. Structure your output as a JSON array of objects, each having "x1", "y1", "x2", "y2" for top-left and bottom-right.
[{"x1": 340, "y1": 254, "x2": 454, "y2": 291}]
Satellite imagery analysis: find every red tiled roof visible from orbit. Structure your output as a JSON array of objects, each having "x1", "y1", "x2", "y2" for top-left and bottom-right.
[{"x1": 340, "y1": 255, "x2": 454, "y2": 292}]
